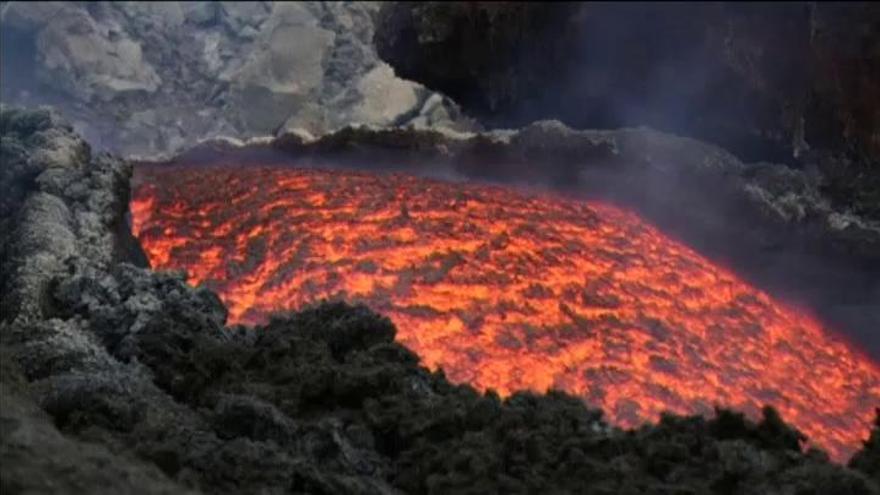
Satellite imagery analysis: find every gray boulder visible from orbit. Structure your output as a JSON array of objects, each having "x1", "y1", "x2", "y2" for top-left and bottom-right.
[{"x1": 0, "y1": 1, "x2": 476, "y2": 159}]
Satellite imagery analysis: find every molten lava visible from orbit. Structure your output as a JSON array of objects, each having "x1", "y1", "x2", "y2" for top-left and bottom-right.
[{"x1": 132, "y1": 165, "x2": 880, "y2": 461}]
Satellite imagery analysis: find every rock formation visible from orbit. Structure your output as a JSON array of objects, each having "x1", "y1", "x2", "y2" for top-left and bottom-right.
[
  {"x1": 2, "y1": 105, "x2": 879, "y2": 494},
  {"x1": 375, "y1": 2, "x2": 880, "y2": 219},
  {"x1": 2, "y1": 2, "x2": 879, "y2": 491},
  {"x1": 0, "y1": 2, "x2": 476, "y2": 158}
]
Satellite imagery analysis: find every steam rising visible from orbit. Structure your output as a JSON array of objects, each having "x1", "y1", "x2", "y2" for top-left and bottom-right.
[{"x1": 131, "y1": 164, "x2": 880, "y2": 461}]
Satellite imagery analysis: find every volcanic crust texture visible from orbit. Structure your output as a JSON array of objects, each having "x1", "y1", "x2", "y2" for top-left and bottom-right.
[
  {"x1": 3, "y1": 106, "x2": 880, "y2": 494},
  {"x1": 132, "y1": 164, "x2": 880, "y2": 462}
]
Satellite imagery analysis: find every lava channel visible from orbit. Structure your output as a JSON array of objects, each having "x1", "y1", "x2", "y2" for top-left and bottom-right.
[{"x1": 131, "y1": 165, "x2": 880, "y2": 461}]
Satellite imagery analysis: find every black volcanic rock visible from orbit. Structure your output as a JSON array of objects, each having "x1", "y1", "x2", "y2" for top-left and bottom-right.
[
  {"x1": 375, "y1": 2, "x2": 880, "y2": 219},
  {"x1": 0, "y1": 2, "x2": 475, "y2": 159},
  {"x1": 0, "y1": 104, "x2": 146, "y2": 321},
  {"x1": 2, "y1": 107, "x2": 879, "y2": 494},
  {"x1": 851, "y1": 410, "x2": 880, "y2": 485}
]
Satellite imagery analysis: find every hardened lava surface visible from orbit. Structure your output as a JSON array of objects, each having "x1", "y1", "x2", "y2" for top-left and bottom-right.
[{"x1": 131, "y1": 165, "x2": 880, "y2": 461}]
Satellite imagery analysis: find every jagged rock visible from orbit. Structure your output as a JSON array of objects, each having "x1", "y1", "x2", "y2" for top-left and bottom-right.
[
  {"x1": 0, "y1": 1, "x2": 475, "y2": 158},
  {"x1": 2, "y1": 94, "x2": 879, "y2": 495},
  {"x1": 227, "y1": 2, "x2": 336, "y2": 133},
  {"x1": 212, "y1": 394, "x2": 299, "y2": 444},
  {"x1": 348, "y1": 63, "x2": 421, "y2": 127},
  {"x1": 220, "y1": 1, "x2": 271, "y2": 34},
  {"x1": 850, "y1": 410, "x2": 880, "y2": 484},
  {"x1": 375, "y1": 2, "x2": 880, "y2": 219},
  {"x1": 36, "y1": 8, "x2": 161, "y2": 99},
  {"x1": 1, "y1": 352, "x2": 189, "y2": 494},
  {"x1": 0, "y1": 105, "x2": 141, "y2": 321}
]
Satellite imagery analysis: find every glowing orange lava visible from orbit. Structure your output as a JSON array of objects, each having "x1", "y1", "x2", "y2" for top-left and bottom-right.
[{"x1": 131, "y1": 165, "x2": 880, "y2": 461}]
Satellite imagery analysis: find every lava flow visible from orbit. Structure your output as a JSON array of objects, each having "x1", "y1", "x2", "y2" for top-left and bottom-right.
[{"x1": 131, "y1": 164, "x2": 880, "y2": 461}]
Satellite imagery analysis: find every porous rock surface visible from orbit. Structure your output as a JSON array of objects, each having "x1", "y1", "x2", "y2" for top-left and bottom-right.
[
  {"x1": 2, "y1": 106, "x2": 880, "y2": 494},
  {"x1": 0, "y1": 1, "x2": 475, "y2": 159}
]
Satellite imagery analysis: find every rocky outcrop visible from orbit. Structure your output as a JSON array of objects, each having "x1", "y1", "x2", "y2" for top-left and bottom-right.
[
  {"x1": 1, "y1": 349, "x2": 188, "y2": 494},
  {"x1": 375, "y1": 2, "x2": 880, "y2": 219},
  {"x1": 3, "y1": 1, "x2": 875, "y2": 221},
  {"x1": 0, "y1": 2, "x2": 476, "y2": 159},
  {"x1": 0, "y1": 105, "x2": 144, "y2": 322},
  {"x1": 0, "y1": 105, "x2": 187, "y2": 492},
  {"x1": 851, "y1": 409, "x2": 880, "y2": 485},
  {"x1": 3, "y1": 105, "x2": 879, "y2": 494}
]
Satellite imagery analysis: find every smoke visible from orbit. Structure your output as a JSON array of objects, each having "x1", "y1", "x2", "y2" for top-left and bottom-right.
[
  {"x1": 376, "y1": 3, "x2": 813, "y2": 164},
  {"x1": 437, "y1": 2, "x2": 878, "y2": 359},
  {"x1": 6, "y1": 1, "x2": 875, "y2": 359},
  {"x1": 142, "y1": 133, "x2": 880, "y2": 362}
]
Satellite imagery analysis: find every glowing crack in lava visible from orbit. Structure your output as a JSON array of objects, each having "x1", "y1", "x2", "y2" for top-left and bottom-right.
[{"x1": 131, "y1": 165, "x2": 880, "y2": 461}]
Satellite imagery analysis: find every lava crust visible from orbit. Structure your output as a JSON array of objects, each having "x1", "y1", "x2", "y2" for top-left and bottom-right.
[{"x1": 132, "y1": 165, "x2": 880, "y2": 461}]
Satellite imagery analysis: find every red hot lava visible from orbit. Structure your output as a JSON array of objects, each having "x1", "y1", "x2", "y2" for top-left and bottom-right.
[{"x1": 131, "y1": 165, "x2": 880, "y2": 461}]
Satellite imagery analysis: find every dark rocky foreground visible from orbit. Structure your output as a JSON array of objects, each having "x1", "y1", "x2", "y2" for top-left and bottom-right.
[{"x1": 3, "y1": 106, "x2": 880, "y2": 494}]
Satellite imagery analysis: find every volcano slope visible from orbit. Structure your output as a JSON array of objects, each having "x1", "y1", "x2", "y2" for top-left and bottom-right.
[
  {"x1": 131, "y1": 165, "x2": 880, "y2": 462},
  {"x1": 2, "y1": 106, "x2": 880, "y2": 494}
]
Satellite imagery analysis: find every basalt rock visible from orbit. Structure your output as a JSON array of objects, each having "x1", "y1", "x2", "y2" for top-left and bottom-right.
[
  {"x1": 2, "y1": 103, "x2": 879, "y2": 494},
  {"x1": 851, "y1": 410, "x2": 880, "y2": 485},
  {"x1": 375, "y1": 2, "x2": 880, "y2": 220},
  {"x1": 0, "y1": 104, "x2": 145, "y2": 322},
  {"x1": 0, "y1": 2, "x2": 476, "y2": 159}
]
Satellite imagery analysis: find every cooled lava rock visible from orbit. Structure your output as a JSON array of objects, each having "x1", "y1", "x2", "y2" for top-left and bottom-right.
[
  {"x1": 0, "y1": 2, "x2": 476, "y2": 159},
  {"x1": 375, "y1": 2, "x2": 880, "y2": 219},
  {"x1": 129, "y1": 164, "x2": 879, "y2": 461},
  {"x1": 2, "y1": 104, "x2": 880, "y2": 494}
]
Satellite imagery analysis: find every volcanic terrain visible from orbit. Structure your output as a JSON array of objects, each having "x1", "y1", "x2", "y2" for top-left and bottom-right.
[{"x1": 132, "y1": 165, "x2": 880, "y2": 461}]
